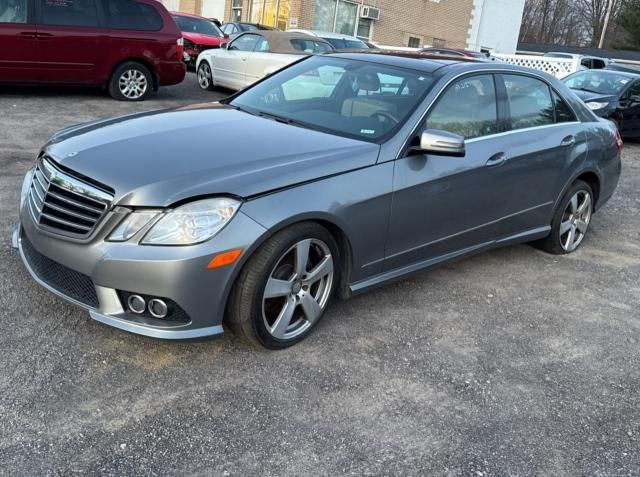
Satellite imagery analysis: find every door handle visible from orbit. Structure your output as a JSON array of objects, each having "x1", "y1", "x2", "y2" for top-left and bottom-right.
[
  {"x1": 561, "y1": 135, "x2": 576, "y2": 147},
  {"x1": 485, "y1": 152, "x2": 507, "y2": 168},
  {"x1": 18, "y1": 31, "x2": 37, "y2": 38}
]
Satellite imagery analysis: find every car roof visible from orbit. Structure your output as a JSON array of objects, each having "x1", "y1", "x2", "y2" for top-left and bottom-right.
[
  {"x1": 237, "y1": 31, "x2": 333, "y2": 53},
  {"x1": 327, "y1": 51, "x2": 480, "y2": 72},
  {"x1": 567, "y1": 69, "x2": 640, "y2": 78},
  {"x1": 171, "y1": 11, "x2": 209, "y2": 20}
]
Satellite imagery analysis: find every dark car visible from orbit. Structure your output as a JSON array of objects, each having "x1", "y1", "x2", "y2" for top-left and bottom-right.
[
  {"x1": 172, "y1": 12, "x2": 229, "y2": 67},
  {"x1": 421, "y1": 47, "x2": 489, "y2": 59},
  {"x1": 14, "y1": 52, "x2": 621, "y2": 348},
  {"x1": 220, "y1": 22, "x2": 276, "y2": 38},
  {"x1": 563, "y1": 69, "x2": 640, "y2": 137},
  {"x1": 0, "y1": 0, "x2": 186, "y2": 101}
]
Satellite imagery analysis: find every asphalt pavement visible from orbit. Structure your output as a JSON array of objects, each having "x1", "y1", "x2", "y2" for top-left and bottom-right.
[{"x1": 0, "y1": 73, "x2": 639, "y2": 476}]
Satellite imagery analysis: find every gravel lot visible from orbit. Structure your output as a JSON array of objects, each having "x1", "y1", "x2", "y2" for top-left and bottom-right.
[{"x1": 1, "y1": 73, "x2": 639, "y2": 476}]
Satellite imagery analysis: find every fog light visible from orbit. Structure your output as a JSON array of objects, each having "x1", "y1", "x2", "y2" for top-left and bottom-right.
[
  {"x1": 148, "y1": 299, "x2": 168, "y2": 319},
  {"x1": 127, "y1": 295, "x2": 146, "y2": 314}
]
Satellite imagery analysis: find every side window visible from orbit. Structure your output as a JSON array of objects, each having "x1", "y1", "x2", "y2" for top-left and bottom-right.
[
  {"x1": 42, "y1": 0, "x2": 99, "y2": 27},
  {"x1": 581, "y1": 58, "x2": 592, "y2": 69},
  {"x1": 228, "y1": 34, "x2": 259, "y2": 51},
  {"x1": 552, "y1": 91, "x2": 576, "y2": 123},
  {"x1": 290, "y1": 39, "x2": 332, "y2": 54},
  {"x1": 254, "y1": 37, "x2": 269, "y2": 52},
  {"x1": 503, "y1": 74, "x2": 554, "y2": 130},
  {"x1": 427, "y1": 74, "x2": 498, "y2": 139},
  {"x1": 629, "y1": 81, "x2": 640, "y2": 98},
  {"x1": 0, "y1": 0, "x2": 27, "y2": 23},
  {"x1": 102, "y1": 0, "x2": 163, "y2": 31}
]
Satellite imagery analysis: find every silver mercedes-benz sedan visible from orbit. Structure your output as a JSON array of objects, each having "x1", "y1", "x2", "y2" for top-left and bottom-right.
[{"x1": 13, "y1": 52, "x2": 621, "y2": 349}]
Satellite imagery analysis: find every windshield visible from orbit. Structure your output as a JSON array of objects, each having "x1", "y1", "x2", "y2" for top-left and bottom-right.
[
  {"x1": 563, "y1": 71, "x2": 632, "y2": 95},
  {"x1": 324, "y1": 37, "x2": 369, "y2": 50},
  {"x1": 230, "y1": 56, "x2": 435, "y2": 142},
  {"x1": 174, "y1": 15, "x2": 223, "y2": 37}
]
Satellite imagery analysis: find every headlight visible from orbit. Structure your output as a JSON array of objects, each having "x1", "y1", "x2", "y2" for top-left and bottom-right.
[
  {"x1": 141, "y1": 198, "x2": 241, "y2": 246},
  {"x1": 20, "y1": 169, "x2": 34, "y2": 210},
  {"x1": 108, "y1": 211, "x2": 159, "y2": 242},
  {"x1": 587, "y1": 101, "x2": 609, "y2": 110}
]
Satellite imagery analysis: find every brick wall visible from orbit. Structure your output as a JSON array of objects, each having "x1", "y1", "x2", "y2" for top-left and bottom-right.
[{"x1": 223, "y1": 0, "x2": 474, "y2": 49}]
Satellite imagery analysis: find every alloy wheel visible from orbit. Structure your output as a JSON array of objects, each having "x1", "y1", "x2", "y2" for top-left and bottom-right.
[
  {"x1": 560, "y1": 190, "x2": 592, "y2": 252},
  {"x1": 118, "y1": 69, "x2": 148, "y2": 100},
  {"x1": 198, "y1": 63, "x2": 212, "y2": 89},
  {"x1": 262, "y1": 239, "x2": 334, "y2": 340}
]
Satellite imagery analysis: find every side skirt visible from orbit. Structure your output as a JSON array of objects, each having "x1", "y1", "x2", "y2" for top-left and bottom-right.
[{"x1": 349, "y1": 226, "x2": 551, "y2": 295}]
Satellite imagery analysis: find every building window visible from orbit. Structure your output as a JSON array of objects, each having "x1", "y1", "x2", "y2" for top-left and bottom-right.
[
  {"x1": 249, "y1": 0, "x2": 289, "y2": 29},
  {"x1": 408, "y1": 36, "x2": 421, "y2": 48},
  {"x1": 231, "y1": 0, "x2": 242, "y2": 22},
  {"x1": 357, "y1": 17, "x2": 372, "y2": 40},
  {"x1": 432, "y1": 37, "x2": 446, "y2": 47}
]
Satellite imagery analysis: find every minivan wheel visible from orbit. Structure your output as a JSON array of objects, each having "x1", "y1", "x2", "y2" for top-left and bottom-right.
[
  {"x1": 197, "y1": 61, "x2": 215, "y2": 91},
  {"x1": 109, "y1": 62, "x2": 153, "y2": 101},
  {"x1": 227, "y1": 222, "x2": 340, "y2": 349},
  {"x1": 539, "y1": 180, "x2": 594, "y2": 255}
]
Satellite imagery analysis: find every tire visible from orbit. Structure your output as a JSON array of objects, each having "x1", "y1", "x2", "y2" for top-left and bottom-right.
[
  {"x1": 197, "y1": 61, "x2": 215, "y2": 91},
  {"x1": 108, "y1": 61, "x2": 153, "y2": 101},
  {"x1": 227, "y1": 222, "x2": 340, "y2": 349},
  {"x1": 539, "y1": 180, "x2": 594, "y2": 255}
]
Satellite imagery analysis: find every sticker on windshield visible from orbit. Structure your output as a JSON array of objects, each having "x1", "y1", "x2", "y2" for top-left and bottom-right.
[{"x1": 360, "y1": 129, "x2": 376, "y2": 135}]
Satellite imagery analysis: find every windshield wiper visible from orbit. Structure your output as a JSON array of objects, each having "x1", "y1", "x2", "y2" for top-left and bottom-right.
[
  {"x1": 573, "y1": 87, "x2": 601, "y2": 94},
  {"x1": 226, "y1": 103, "x2": 256, "y2": 116},
  {"x1": 256, "y1": 111, "x2": 315, "y2": 130}
]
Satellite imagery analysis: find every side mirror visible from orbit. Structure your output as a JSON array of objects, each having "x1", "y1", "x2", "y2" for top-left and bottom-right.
[
  {"x1": 419, "y1": 129, "x2": 466, "y2": 157},
  {"x1": 221, "y1": 42, "x2": 228, "y2": 49},
  {"x1": 630, "y1": 94, "x2": 640, "y2": 104}
]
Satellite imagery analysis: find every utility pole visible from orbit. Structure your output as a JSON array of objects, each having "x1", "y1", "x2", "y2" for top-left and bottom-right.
[{"x1": 598, "y1": 0, "x2": 614, "y2": 48}]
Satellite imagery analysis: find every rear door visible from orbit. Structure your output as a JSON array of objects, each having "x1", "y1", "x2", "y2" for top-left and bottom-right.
[
  {"x1": 496, "y1": 73, "x2": 587, "y2": 231},
  {"x1": 0, "y1": 0, "x2": 40, "y2": 82},
  {"x1": 35, "y1": 0, "x2": 109, "y2": 84},
  {"x1": 212, "y1": 33, "x2": 258, "y2": 89}
]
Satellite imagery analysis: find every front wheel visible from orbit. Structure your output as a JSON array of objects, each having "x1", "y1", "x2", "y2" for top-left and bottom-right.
[
  {"x1": 539, "y1": 180, "x2": 594, "y2": 255},
  {"x1": 197, "y1": 61, "x2": 215, "y2": 91},
  {"x1": 227, "y1": 223, "x2": 340, "y2": 349}
]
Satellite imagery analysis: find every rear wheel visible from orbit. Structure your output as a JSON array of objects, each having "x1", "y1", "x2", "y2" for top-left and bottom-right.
[
  {"x1": 539, "y1": 180, "x2": 594, "y2": 255},
  {"x1": 227, "y1": 222, "x2": 339, "y2": 349},
  {"x1": 108, "y1": 61, "x2": 152, "y2": 101},
  {"x1": 197, "y1": 61, "x2": 215, "y2": 91}
]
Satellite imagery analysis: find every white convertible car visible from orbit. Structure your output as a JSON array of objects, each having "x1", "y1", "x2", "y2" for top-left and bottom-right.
[{"x1": 196, "y1": 31, "x2": 334, "y2": 91}]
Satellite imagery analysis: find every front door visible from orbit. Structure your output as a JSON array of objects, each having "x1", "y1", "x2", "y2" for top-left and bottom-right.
[
  {"x1": 35, "y1": 0, "x2": 108, "y2": 84},
  {"x1": 0, "y1": 0, "x2": 39, "y2": 83},
  {"x1": 385, "y1": 74, "x2": 509, "y2": 271},
  {"x1": 619, "y1": 80, "x2": 640, "y2": 137},
  {"x1": 213, "y1": 33, "x2": 258, "y2": 89}
]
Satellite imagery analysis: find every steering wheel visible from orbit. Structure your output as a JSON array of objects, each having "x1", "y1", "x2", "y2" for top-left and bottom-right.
[{"x1": 370, "y1": 111, "x2": 399, "y2": 126}]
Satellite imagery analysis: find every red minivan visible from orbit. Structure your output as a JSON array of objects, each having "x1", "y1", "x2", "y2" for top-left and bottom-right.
[{"x1": 0, "y1": 0, "x2": 186, "y2": 100}]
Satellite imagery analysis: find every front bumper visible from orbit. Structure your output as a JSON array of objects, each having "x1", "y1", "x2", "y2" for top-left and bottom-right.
[{"x1": 14, "y1": 204, "x2": 267, "y2": 340}]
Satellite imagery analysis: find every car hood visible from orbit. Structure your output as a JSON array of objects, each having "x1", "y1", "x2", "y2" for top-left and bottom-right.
[
  {"x1": 570, "y1": 89, "x2": 618, "y2": 104},
  {"x1": 182, "y1": 32, "x2": 226, "y2": 46},
  {"x1": 44, "y1": 104, "x2": 380, "y2": 207}
]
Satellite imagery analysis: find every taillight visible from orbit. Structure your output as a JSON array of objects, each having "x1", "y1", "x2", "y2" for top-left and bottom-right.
[
  {"x1": 615, "y1": 129, "x2": 623, "y2": 153},
  {"x1": 176, "y1": 37, "x2": 184, "y2": 61}
]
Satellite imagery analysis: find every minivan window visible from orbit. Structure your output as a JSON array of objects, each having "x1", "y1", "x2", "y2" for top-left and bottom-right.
[
  {"x1": 103, "y1": 0, "x2": 163, "y2": 31},
  {"x1": 42, "y1": 0, "x2": 99, "y2": 27},
  {"x1": 427, "y1": 75, "x2": 498, "y2": 139},
  {"x1": 503, "y1": 74, "x2": 554, "y2": 130},
  {"x1": 0, "y1": 0, "x2": 27, "y2": 23}
]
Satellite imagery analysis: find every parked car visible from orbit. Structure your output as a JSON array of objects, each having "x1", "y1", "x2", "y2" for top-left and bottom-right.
[
  {"x1": 563, "y1": 69, "x2": 640, "y2": 137},
  {"x1": 288, "y1": 29, "x2": 370, "y2": 50},
  {"x1": 14, "y1": 52, "x2": 621, "y2": 348},
  {"x1": 220, "y1": 22, "x2": 277, "y2": 38},
  {"x1": 544, "y1": 52, "x2": 611, "y2": 70},
  {"x1": 0, "y1": 0, "x2": 185, "y2": 101},
  {"x1": 172, "y1": 12, "x2": 228, "y2": 67},
  {"x1": 196, "y1": 31, "x2": 333, "y2": 91},
  {"x1": 421, "y1": 47, "x2": 489, "y2": 59}
]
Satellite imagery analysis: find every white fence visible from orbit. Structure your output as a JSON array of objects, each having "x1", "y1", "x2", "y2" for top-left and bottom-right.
[{"x1": 494, "y1": 54, "x2": 580, "y2": 79}]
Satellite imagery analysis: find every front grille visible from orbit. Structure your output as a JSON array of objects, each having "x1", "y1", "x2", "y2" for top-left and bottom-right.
[
  {"x1": 21, "y1": 234, "x2": 100, "y2": 308},
  {"x1": 28, "y1": 156, "x2": 113, "y2": 238}
]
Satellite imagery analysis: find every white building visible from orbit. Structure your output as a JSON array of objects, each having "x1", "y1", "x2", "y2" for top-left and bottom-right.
[{"x1": 467, "y1": 0, "x2": 526, "y2": 54}]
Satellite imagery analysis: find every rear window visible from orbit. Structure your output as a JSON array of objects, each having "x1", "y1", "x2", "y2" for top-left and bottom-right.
[
  {"x1": 103, "y1": 0, "x2": 163, "y2": 31},
  {"x1": 42, "y1": 0, "x2": 99, "y2": 27},
  {"x1": 324, "y1": 37, "x2": 368, "y2": 50},
  {"x1": 290, "y1": 39, "x2": 333, "y2": 54},
  {"x1": 174, "y1": 15, "x2": 223, "y2": 37}
]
